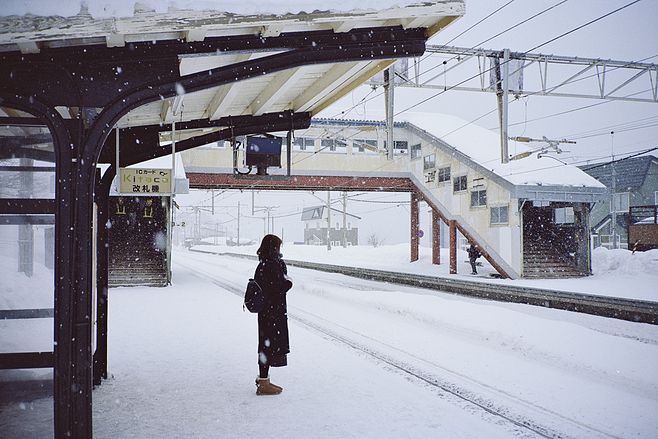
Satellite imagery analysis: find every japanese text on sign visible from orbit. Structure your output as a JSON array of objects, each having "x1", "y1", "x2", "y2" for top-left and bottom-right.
[{"x1": 119, "y1": 168, "x2": 172, "y2": 194}]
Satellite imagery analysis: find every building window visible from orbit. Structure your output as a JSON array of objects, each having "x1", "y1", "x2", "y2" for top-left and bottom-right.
[
  {"x1": 320, "y1": 139, "x2": 347, "y2": 153},
  {"x1": 470, "y1": 190, "x2": 487, "y2": 207},
  {"x1": 394, "y1": 140, "x2": 408, "y2": 154},
  {"x1": 423, "y1": 154, "x2": 436, "y2": 170},
  {"x1": 490, "y1": 206, "x2": 509, "y2": 224},
  {"x1": 353, "y1": 139, "x2": 377, "y2": 153},
  {"x1": 321, "y1": 139, "x2": 334, "y2": 152},
  {"x1": 293, "y1": 137, "x2": 313, "y2": 151},
  {"x1": 555, "y1": 207, "x2": 575, "y2": 224},
  {"x1": 612, "y1": 192, "x2": 630, "y2": 212},
  {"x1": 437, "y1": 166, "x2": 451, "y2": 183},
  {"x1": 425, "y1": 170, "x2": 436, "y2": 183},
  {"x1": 453, "y1": 175, "x2": 467, "y2": 192},
  {"x1": 410, "y1": 143, "x2": 422, "y2": 160}
]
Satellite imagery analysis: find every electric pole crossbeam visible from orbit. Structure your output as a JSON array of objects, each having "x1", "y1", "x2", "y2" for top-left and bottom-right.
[{"x1": 373, "y1": 45, "x2": 658, "y2": 103}]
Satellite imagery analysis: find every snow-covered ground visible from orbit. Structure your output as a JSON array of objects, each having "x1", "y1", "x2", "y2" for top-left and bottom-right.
[
  {"x1": 2, "y1": 246, "x2": 658, "y2": 438},
  {"x1": 190, "y1": 243, "x2": 658, "y2": 302}
]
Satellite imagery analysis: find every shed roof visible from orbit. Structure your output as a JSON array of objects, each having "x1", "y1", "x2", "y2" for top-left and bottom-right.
[
  {"x1": 301, "y1": 205, "x2": 361, "y2": 221},
  {"x1": 579, "y1": 155, "x2": 657, "y2": 191}
]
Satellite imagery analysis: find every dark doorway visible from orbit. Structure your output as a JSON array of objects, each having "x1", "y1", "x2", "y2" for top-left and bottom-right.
[
  {"x1": 109, "y1": 196, "x2": 169, "y2": 287},
  {"x1": 521, "y1": 202, "x2": 587, "y2": 278}
]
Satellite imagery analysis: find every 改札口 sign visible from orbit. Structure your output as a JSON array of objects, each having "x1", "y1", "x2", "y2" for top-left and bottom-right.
[{"x1": 119, "y1": 168, "x2": 172, "y2": 194}]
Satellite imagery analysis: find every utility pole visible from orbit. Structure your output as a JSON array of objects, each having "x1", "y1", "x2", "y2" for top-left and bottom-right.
[
  {"x1": 237, "y1": 201, "x2": 240, "y2": 246},
  {"x1": 384, "y1": 66, "x2": 395, "y2": 160},
  {"x1": 342, "y1": 192, "x2": 347, "y2": 248},
  {"x1": 327, "y1": 191, "x2": 332, "y2": 251},
  {"x1": 496, "y1": 48, "x2": 510, "y2": 164},
  {"x1": 252, "y1": 190, "x2": 278, "y2": 238},
  {"x1": 610, "y1": 131, "x2": 617, "y2": 249}
]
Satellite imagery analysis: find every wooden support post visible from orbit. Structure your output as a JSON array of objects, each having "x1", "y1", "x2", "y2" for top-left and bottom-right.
[
  {"x1": 432, "y1": 209, "x2": 440, "y2": 265},
  {"x1": 53, "y1": 116, "x2": 95, "y2": 439},
  {"x1": 410, "y1": 191, "x2": 419, "y2": 262},
  {"x1": 449, "y1": 220, "x2": 457, "y2": 274},
  {"x1": 93, "y1": 168, "x2": 113, "y2": 386}
]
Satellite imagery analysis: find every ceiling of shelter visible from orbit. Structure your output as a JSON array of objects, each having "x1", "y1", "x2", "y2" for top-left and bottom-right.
[{"x1": 0, "y1": 2, "x2": 464, "y2": 137}]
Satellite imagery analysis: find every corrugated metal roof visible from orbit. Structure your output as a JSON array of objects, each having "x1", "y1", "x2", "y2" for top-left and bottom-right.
[{"x1": 579, "y1": 155, "x2": 657, "y2": 191}]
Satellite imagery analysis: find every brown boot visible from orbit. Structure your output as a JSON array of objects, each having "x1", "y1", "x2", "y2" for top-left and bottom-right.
[
  {"x1": 256, "y1": 377, "x2": 283, "y2": 395},
  {"x1": 255, "y1": 377, "x2": 283, "y2": 392}
]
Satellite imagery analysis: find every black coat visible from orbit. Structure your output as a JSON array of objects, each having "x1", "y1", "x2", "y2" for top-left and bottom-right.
[
  {"x1": 467, "y1": 246, "x2": 481, "y2": 260},
  {"x1": 254, "y1": 256, "x2": 293, "y2": 367}
]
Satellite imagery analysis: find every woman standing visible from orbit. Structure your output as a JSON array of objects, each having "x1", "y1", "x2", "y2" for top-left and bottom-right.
[{"x1": 253, "y1": 234, "x2": 293, "y2": 395}]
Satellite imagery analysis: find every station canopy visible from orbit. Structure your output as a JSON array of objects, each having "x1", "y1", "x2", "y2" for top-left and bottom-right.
[{"x1": 0, "y1": 1, "x2": 464, "y2": 139}]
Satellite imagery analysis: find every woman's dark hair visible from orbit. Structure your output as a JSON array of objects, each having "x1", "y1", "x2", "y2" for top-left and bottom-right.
[{"x1": 257, "y1": 234, "x2": 282, "y2": 261}]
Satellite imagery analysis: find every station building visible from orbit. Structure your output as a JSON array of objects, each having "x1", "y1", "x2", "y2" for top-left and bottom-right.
[{"x1": 182, "y1": 114, "x2": 608, "y2": 278}]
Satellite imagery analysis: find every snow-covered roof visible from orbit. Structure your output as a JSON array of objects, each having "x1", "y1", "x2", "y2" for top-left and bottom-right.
[
  {"x1": 301, "y1": 206, "x2": 361, "y2": 221},
  {"x1": 0, "y1": 1, "x2": 463, "y2": 52},
  {"x1": 401, "y1": 112, "x2": 606, "y2": 189},
  {"x1": 2, "y1": 1, "x2": 450, "y2": 18}
]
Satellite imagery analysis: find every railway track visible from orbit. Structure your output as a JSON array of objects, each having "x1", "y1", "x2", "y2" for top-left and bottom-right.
[
  {"x1": 179, "y1": 257, "x2": 622, "y2": 439},
  {"x1": 190, "y1": 249, "x2": 658, "y2": 325}
]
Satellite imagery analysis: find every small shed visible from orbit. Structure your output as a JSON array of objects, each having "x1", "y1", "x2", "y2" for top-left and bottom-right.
[{"x1": 301, "y1": 205, "x2": 361, "y2": 246}]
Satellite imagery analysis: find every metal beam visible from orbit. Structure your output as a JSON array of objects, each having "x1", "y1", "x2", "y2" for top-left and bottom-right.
[
  {"x1": 188, "y1": 173, "x2": 414, "y2": 192},
  {"x1": 372, "y1": 44, "x2": 658, "y2": 103}
]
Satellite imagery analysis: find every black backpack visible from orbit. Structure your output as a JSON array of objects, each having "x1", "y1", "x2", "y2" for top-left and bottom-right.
[{"x1": 243, "y1": 278, "x2": 264, "y2": 313}]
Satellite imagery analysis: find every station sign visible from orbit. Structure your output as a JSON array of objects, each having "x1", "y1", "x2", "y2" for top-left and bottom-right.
[{"x1": 119, "y1": 168, "x2": 172, "y2": 194}]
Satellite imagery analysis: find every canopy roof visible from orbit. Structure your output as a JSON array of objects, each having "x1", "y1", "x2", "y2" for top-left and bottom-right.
[{"x1": 0, "y1": 1, "x2": 464, "y2": 131}]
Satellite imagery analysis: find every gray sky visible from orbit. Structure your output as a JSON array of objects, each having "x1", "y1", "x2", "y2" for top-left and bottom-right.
[{"x1": 178, "y1": 0, "x2": 658, "y2": 246}]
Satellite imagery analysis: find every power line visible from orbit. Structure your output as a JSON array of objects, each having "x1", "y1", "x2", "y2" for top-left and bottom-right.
[
  {"x1": 581, "y1": 146, "x2": 658, "y2": 171},
  {"x1": 442, "y1": 0, "x2": 518, "y2": 47},
  {"x1": 396, "y1": 0, "x2": 644, "y2": 116},
  {"x1": 526, "y1": 0, "x2": 642, "y2": 54},
  {"x1": 327, "y1": 0, "x2": 571, "y2": 121},
  {"x1": 503, "y1": 146, "x2": 657, "y2": 178},
  {"x1": 407, "y1": 0, "x2": 570, "y2": 85}
]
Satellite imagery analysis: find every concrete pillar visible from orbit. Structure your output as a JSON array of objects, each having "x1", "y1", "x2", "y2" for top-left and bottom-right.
[
  {"x1": 432, "y1": 209, "x2": 440, "y2": 265},
  {"x1": 410, "y1": 191, "x2": 419, "y2": 262},
  {"x1": 449, "y1": 220, "x2": 457, "y2": 274}
]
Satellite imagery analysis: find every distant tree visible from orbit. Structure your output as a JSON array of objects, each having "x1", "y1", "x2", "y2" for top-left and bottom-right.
[{"x1": 368, "y1": 233, "x2": 383, "y2": 248}]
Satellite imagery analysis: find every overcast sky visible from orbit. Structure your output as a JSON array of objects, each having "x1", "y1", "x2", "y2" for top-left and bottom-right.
[{"x1": 175, "y1": 0, "x2": 658, "y2": 247}]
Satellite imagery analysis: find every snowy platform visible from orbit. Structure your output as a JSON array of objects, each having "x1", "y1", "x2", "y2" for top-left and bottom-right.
[{"x1": 3, "y1": 249, "x2": 658, "y2": 438}]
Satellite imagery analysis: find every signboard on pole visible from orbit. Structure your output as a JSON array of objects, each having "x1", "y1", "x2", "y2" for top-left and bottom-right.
[{"x1": 119, "y1": 168, "x2": 172, "y2": 194}]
